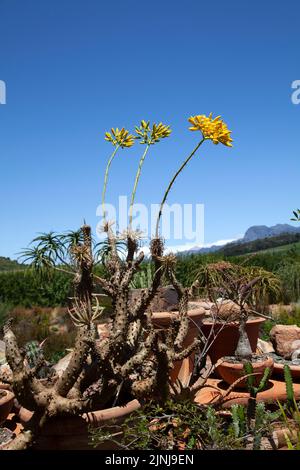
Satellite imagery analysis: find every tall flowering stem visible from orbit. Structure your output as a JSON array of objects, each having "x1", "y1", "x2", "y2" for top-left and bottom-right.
[
  {"x1": 102, "y1": 145, "x2": 120, "y2": 220},
  {"x1": 129, "y1": 120, "x2": 171, "y2": 229},
  {"x1": 129, "y1": 144, "x2": 150, "y2": 228},
  {"x1": 155, "y1": 138, "x2": 205, "y2": 237},
  {"x1": 102, "y1": 127, "x2": 135, "y2": 221}
]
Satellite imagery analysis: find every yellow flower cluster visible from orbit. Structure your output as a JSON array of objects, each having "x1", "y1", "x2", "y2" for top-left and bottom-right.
[
  {"x1": 105, "y1": 128, "x2": 135, "y2": 148},
  {"x1": 135, "y1": 120, "x2": 171, "y2": 144},
  {"x1": 188, "y1": 113, "x2": 233, "y2": 147}
]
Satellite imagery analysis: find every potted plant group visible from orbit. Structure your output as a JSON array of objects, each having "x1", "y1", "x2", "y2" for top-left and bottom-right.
[
  {"x1": 202, "y1": 262, "x2": 277, "y2": 388},
  {"x1": 1, "y1": 113, "x2": 234, "y2": 450},
  {"x1": 196, "y1": 261, "x2": 280, "y2": 367}
]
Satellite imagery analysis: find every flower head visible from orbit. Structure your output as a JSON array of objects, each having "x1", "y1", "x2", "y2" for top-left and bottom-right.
[
  {"x1": 188, "y1": 113, "x2": 233, "y2": 147},
  {"x1": 135, "y1": 120, "x2": 171, "y2": 145},
  {"x1": 105, "y1": 128, "x2": 135, "y2": 148}
]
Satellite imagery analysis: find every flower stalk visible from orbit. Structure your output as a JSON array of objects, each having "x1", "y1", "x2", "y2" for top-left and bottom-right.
[
  {"x1": 102, "y1": 127, "x2": 135, "y2": 221},
  {"x1": 102, "y1": 145, "x2": 120, "y2": 220},
  {"x1": 155, "y1": 138, "x2": 205, "y2": 237},
  {"x1": 129, "y1": 144, "x2": 150, "y2": 228}
]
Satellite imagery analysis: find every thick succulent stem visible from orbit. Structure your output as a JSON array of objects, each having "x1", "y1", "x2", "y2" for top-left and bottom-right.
[
  {"x1": 120, "y1": 330, "x2": 156, "y2": 377},
  {"x1": 234, "y1": 312, "x2": 252, "y2": 360},
  {"x1": 55, "y1": 325, "x2": 92, "y2": 397},
  {"x1": 3, "y1": 320, "x2": 43, "y2": 410},
  {"x1": 74, "y1": 224, "x2": 94, "y2": 302}
]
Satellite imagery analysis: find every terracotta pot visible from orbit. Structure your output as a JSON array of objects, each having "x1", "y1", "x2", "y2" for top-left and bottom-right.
[
  {"x1": 217, "y1": 356, "x2": 274, "y2": 388},
  {"x1": 200, "y1": 317, "x2": 266, "y2": 365},
  {"x1": 0, "y1": 389, "x2": 14, "y2": 425},
  {"x1": 0, "y1": 382, "x2": 11, "y2": 391},
  {"x1": 17, "y1": 399, "x2": 140, "y2": 450},
  {"x1": 272, "y1": 362, "x2": 300, "y2": 381},
  {"x1": 151, "y1": 308, "x2": 205, "y2": 384}
]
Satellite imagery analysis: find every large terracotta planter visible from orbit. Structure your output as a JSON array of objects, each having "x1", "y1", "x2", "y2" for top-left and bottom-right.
[
  {"x1": 200, "y1": 317, "x2": 266, "y2": 365},
  {"x1": 151, "y1": 308, "x2": 205, "y2": 384},
  {"x1": 15, "y1": 399, "x2": 140, "y2": 450},
  {"x1": 0, "y1": 389, "x2": 14, "y2": 425},
  {"x1": 217, "y1": 356, "x2": 274, "y2": 389}
]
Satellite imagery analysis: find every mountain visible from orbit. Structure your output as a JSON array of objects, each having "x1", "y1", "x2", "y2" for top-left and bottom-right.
[
  {"x1": 243, "y1": 224, "x2": 300, "y2": 242},
  {"x1": 179, "y1": 223, "x2": 300, "y2": 256},
  {"x1": 219, "y1": 232, "x2": 300, "y2": 257},
  {"x1": 182, "y1": 245, "x2": 221, "y2": 255}
]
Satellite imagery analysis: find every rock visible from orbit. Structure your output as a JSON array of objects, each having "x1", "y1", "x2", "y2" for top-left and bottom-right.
[
  {"x1": 210, "y1": 299, "x2": 246, "y2": 321},
  {"x1": 257, "y1": 338, "x2": 275, "y2": 354},
  {"x1": 189, "y1": 300, "x2": 213, "y2": 311},
  {"x1": 291, "y1": 340, "x2": 300, "y2": 352},
  {"x1": 291, "y1": 349, "x2": 300, "y2": 361},
  {"x1": 269, "y1": 324, "x2": 300, "y2": 359}
]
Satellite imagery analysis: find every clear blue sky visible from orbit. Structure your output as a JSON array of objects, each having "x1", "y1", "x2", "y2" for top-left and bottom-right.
[{"x1": 0, "y1": 0, "x2": 299, "y2": 258}]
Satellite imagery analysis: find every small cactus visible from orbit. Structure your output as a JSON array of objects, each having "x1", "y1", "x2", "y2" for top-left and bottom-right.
[
  {"x1": 25, "y1": 340, "x2": 44, "y2": 369},
  {"x1": 284, "y1": 364, "x2": 294, "y2": 411},
  {"x1": 243, "y1": 361, "x2": 271, "y2": 425}
]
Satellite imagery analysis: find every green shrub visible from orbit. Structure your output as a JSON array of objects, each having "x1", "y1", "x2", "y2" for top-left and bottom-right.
[
  {"x1": 0, "y1": 270, "x2": 72, "y2": 307},
  {"x1": 0, "y1": 302, "x2": 13, "y2": 328},
  {"x1": 276, "y1": 263, "x2": 300, "y2": 303}
]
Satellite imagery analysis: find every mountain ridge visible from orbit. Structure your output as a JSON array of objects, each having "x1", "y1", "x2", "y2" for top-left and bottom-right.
[{"x1": 180, "y1": 223, "x2": 300, "y2": 255}]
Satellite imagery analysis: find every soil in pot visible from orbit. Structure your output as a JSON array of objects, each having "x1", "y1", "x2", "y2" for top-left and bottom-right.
[
  {"x1": 217, "y1": 354, "x2": 274, "y2": 389},
  {"x1": 268, "y1": 352, "x2": 300, "y2": 381}
]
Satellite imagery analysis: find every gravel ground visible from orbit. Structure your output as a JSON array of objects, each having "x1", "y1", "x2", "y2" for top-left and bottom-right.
[
  {"x1": 0, "y1": 427, "x2": 13, "y2": 446},
  {"x1": 268, "y1": 352, "x2": 300, "y2": 366}
]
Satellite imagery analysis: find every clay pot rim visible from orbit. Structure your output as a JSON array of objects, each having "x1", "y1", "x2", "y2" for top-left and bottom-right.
[
  {"x1": 151, "y1": 308, "x2": 205, "y2": 321},
  {"x1": 202, "y1": 316, "x2": 266, "y2": 326},
  {"x1": 0, "y1": 382, "x2": 11, "y2": 391},
  {"x1": 219, "y1": 356, "x2": 274, "y2": 369},
  {"x1": 19, "y1": 399, "x2": 141, "y2": 426},
  {"x1": 273, "y1": 362, "x2": 300, "y2": 372},
  {"x1": 0, "y1": 389, "x2": 14, "y2": 405},
  {"x1": 83, "y1": 399, "x2": 140, "y2": 424}
]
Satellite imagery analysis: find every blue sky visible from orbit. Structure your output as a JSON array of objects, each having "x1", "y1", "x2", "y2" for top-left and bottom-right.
[{"x1": 0, "y1": 0, "x2": 299, "y2": 258}]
